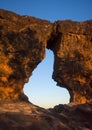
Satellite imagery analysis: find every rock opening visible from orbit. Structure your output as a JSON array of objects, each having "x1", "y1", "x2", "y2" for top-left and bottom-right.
[{"x1": 24, "y1": 50, "x2": 70, "y2": 108}]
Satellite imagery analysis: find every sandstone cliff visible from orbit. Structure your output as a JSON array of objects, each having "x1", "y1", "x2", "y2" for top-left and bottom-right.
[{"x1": 0, "y1": 9, "x2": 92, "y2": 130}]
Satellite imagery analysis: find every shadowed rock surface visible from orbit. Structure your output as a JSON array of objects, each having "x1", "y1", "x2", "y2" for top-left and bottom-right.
[
  {"x1": 0, "y1": 102, "x2": 92, "y2": 130},
  {"x1": 0, "y1": 9, "x2": 92, "y2": 130}
]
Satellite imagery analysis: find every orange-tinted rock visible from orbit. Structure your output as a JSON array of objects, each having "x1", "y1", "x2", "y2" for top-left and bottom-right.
[
  {"x1": 47, "y1": 20, "x2": 92, "y2": 104},
  {"x1": 0, "y1": 9, "x2": 92, "y2": 130},
  {"x1": 0, "y1": 9, "x2": 52, "y2": 101},
  {"x1": 0, "y1": 9, "x2": 92, "y2": 104}
]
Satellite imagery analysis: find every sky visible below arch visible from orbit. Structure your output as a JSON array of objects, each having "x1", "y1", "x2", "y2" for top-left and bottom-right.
[
  {"x1": 24, "y1": 50, "x2": 70, "y2": 108},
  {"x1": 0, "y1": 0, "x2": 92, "y2": 108}
]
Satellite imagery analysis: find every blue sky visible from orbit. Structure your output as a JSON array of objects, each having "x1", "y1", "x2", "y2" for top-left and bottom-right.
[{"x1": 0, "y1": 0, "x2": 92, "y2": 108}]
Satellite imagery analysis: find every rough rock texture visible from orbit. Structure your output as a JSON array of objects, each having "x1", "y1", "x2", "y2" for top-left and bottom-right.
[
  {"x1": 0, "y1": 9, "x2": 92, "y2": 103},
  {"x1": 0, "y1": 9, "x2": 92, "y2": 130},
  {"x1": 0, "y1": 102, "x2": 92, "y2": 130},
  {"x1": 0, "y1": 9, "x2": 52, "y2": 101},
  {"x1": 47, "y1": 20, "x2": 92, "y2": 104}
]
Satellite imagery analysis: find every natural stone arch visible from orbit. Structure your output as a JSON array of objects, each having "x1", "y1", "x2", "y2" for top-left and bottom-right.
[{"x1": 0, "y1": 9, "x2": 92, "y2": 104}]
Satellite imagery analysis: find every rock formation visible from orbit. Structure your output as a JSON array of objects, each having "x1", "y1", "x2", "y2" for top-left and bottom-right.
[
  {"x1": 47, "y1": 20, "x2": 92, "y2": 104},
  {"x1": 0, "y1": 9, "x2": 92, "y2": 130},
  {"x1": 0, "y1": 9, "x2": 52, "y2": 101}
]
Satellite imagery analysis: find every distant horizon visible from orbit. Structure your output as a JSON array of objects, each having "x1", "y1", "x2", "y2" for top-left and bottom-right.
[{"x1": 0, "y1": 0, "x2": 92, "y2": 108}]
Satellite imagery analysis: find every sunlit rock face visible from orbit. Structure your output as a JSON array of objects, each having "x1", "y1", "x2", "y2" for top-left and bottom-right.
[
  {"x1": 0, "y1": 9, "x2": 92, "y2": 104},
  {"x1": 0, "y1": 9, "x2": 92, "y2": 130},
  {"x1": 0, "y1": 9, "x2": 52, "y2": 101},
  {"x1": 47, "y1": 20, "x2": 92, "y2": 104}
]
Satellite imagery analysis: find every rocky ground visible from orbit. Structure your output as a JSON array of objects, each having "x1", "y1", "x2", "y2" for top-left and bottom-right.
[{"x1": 0, "y1": 101, "x2": 92, "y2": 130}]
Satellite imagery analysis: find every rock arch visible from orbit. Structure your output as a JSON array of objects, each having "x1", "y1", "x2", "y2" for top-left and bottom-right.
[{"x1": 0, "y1": 9, "x2": 92, "y2": 104}]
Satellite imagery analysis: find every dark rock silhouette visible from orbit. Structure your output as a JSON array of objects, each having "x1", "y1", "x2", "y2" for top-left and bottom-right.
[{"x1": 0, "y1": 9, "x2": 92, "y2": 130}]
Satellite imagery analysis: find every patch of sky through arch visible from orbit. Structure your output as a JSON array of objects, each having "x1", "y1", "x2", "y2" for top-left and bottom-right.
[{"x1": 24, "y1": 49, "x2": 70, "y2": 108}]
